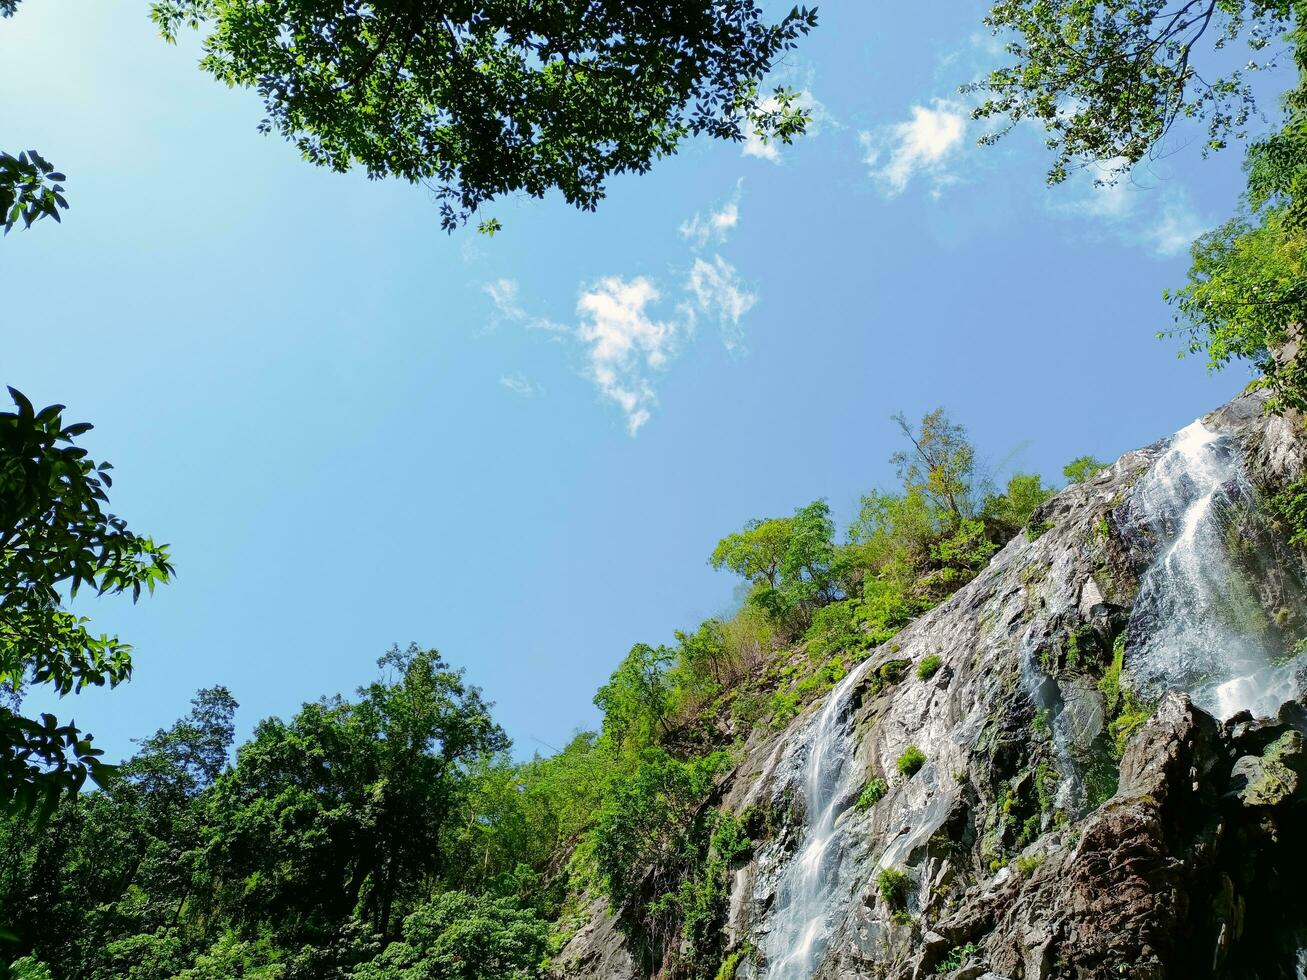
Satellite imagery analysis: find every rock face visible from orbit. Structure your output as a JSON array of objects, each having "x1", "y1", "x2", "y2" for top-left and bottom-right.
[{"x1": 555, "y1": 390, "x2": 1307, "y2": 980}]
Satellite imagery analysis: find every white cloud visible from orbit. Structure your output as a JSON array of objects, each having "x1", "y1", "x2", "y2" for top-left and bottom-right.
[
  {"x1": 861, "y1": 100, "x2": 967, "y2": 196},
  {"x1": 483, "y1": 278, "x2": 567, "y2": 332},
  {"x1": 1046, "y1": 161, "x2": 1207, "y2": 258},
  {"x1": 1145, "y1": 200, "x2": 1207, "y2": 257},
  {"x1": 686, "y1": 256, "x2": 757, "y2": 352},
  {"x1": 576, "y1": 277, "x2": 679, "y2": 435},
  {"x1": 480, "y1": 185, "x2": 769, "y2": 434},
  {"x1": 499, "y1": 373, "x2": 542, "y2": 398},
  {"x1": 680, "y1": 182, "x2": 743, "y2": 249}
]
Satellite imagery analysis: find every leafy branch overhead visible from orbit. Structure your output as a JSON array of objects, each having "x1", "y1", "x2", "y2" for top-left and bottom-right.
[
  {"x1": 150, "y1": 0, "x2": 819, "y2": 229},
  {"x1": 0, "y1": 151, "x2": 68, "y2": 235},
  {"x1": 0, "y1": 388, "x2": 172, "y2": 812},
  {"x1": 969, "y1": 0, "x2": 1300, "y2": 184}
]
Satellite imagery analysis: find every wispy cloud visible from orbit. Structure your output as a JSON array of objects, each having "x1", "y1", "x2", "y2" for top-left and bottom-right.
[
  {"x1": 861, "y1": 100, "x2": 967, "y2": 196},
  {"x1": 1047, "y1": 162, "x2": 1207, "y2": 258},
  {"x1": 499, "y1": 373, "x2": 542, "y2": 398},
  {"x1": 1144, "y1": 199, "x2": 1207, "y2": 257},
  {"x1": 483, "y1": 278, "x2": 567, "y2": 332},
  {"x1": 680, "y1": 181, "x2": 743, "y2": 249},
  {"x1": 482, "y1": 182, "x2": 764, "y2": 434},
  {"x1": 1047, "y1": 158, "x2": 1137, "y2": 221},
  {"x1": 686, "y1": 256, "x2": 757, "y2": 352},
  {"x1": 576, "y1": 277, "x2": 679, "y2": 435}
]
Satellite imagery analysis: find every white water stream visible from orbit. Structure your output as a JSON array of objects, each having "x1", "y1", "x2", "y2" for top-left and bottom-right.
[
  {"x1": 760, "y1": 658, "x2": 874, "y2": 978},
  {"x1": 1127, "y1": 420, "x2": 1305, "y2": 719}
]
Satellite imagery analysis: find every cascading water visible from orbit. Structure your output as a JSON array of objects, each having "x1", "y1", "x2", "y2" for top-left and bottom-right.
[
  {"x1": 1126, "y1": 419, "x2": 1307, "y2": 720},
  {"x1": 760, "y1": 658, "x2": 874, "y2": 978}
]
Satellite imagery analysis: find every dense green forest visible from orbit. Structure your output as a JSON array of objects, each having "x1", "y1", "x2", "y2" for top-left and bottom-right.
[{"x1": 5, "y1": 0, "x2": 1307, "y2": 977}]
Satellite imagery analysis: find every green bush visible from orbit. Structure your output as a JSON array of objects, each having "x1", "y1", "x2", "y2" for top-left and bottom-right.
[
  {"x1": 856, "y1": 777, "x2": 887, "y2": 810},
  {"x1": 1064, "y1": 456, "x2": 1108, "y2": 484},
  {"x1": 803, "y1": 598, "x2": 869, "y2": 658},
  {"x1": 937, "y1": 942, "x2": 980, "y2": 972},
  {"x1": 916, "y1": 655, "x2": 942, "y2": 680},
  {"x1": 1097, "y1": 635, "x2": 1153, "y2": 755},
  {"x1": 8, "y1": 959, "x2": 53, "y2": 980},
  {"x1": 1014, "y1": 853, "x2": 1045, "y2": 876},
  {"x1": 896, "y1": 746, "x2": 926, "y2": 778},
  {"x1": 1274, "y1": 478, "x2": 1307, "y2": 546},
  {"x1": 876, "y1": 867, "x2": 910, "y2": 908},
  {"x1": 351, "y1": 892, "x2": 549, "y2": 980},
  {"x1": 713, "y1": 944, "x2": 754, "y2": 980}
]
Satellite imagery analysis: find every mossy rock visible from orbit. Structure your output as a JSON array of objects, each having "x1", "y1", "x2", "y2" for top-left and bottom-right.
[{"x1": 1230, "y1": 731, "x2": 1307, "y2": 807}]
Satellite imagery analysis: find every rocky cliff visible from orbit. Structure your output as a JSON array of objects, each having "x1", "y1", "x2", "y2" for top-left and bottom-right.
[{"x1": 556, "y1": 390, "x2": 1307, "y2": 980}]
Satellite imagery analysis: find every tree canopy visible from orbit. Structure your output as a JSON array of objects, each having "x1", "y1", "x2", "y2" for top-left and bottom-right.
[
  {"x1": 970, "y1": 0, "x2": 1300, "y2": 184},
  {"x1": 149, "y1": 0, "x2": 817, "y2": 230},
  {"x1": 4, "y1": 1, "x2": 816, "y2": 233}
]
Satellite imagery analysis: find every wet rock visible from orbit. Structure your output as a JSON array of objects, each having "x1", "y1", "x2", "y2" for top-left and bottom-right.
[
  {"x1": 549, "y1": 894, "x2": 638, "y2": 980},
  {"x1": 1059, "y1": 676, "x2": 1106, "y2": 752},
  {"x1": 1229, "y1": 730, "x2": 1306, "y2": 807}
]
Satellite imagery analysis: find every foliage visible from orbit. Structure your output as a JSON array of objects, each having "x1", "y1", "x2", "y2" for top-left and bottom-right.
[
  {"x1": 970, "y1": 0, "x2": 1298, "y2": 184},
  {"x1": 1063, "y1": 456, "x2": 1109, "y2": 484},
  {"x1": 8, "y1": 959, "x2": 52, "y2": 980},
  {"x1": 802, "y1": 600, "x2": 870, "y2": 660},
  {"x1": 1162, "y1": 10, "x2": 1307, "y2": 411},
  {"x1": 937, "y1": 942, "x2": 980, "y2": 972},
  {"x1": 351, "y1": 892, "x2": 548, "y2": 980},
  {"x1": 1273, "y1": 477, "x2": 1307, "y2": 545},
  {"x1": 712, "y1": 945, "x2": 752, "y2": 980},
  {"x1": 590, "y1": 747, "x2": 736, "y2": 972},
  {"x1": 0, "y1": 388, "x2": 172, "y2": 812},
  {"x1": 981, "y1": 473, "x2": 1056, "y2": 539},
  {"x1": 875, "y1": 867, "x2": 909, "y2": 909},
  {"x1": 856, "y1": 777, "x2": 887, "y2": 810},
  {"x1": 150, "y1": 0, "x2": 817, "y2": 229},
  {"x1": 970, "y1": 1, "x2": 1307, "y2": 410},
  {"x1": 0, "y1": 151, "x2": 67, "y2": 234},
  {"x1": 1098, "y1": 635, "x2": 1153, "y2": 755},
  {"x1": 174, "y1": 933, "x2": 286, "y2": 979},
  {"x1": 591, "y1": 747, "x2": 727, "y2": 912},
  {"x1": 1167, "y1": 197, "x2": 1307, "y2": 412},
  {"x1": 594, "y1": 643, "x2": 676, "y2": 755},
  {"x1": 201, "y1": 645, "x2": 508, "y2": 943},
  {"x1": 1014, "y1": 853, "x2": 1046, "y2": 876},
  {"x1": 896, "y1": 746, "x2": 926, "y2": 778},
  {"x1": 891, "y1": 410, "x2": 979, "y2": 525},
  {"x1": 714, "y1": 409, "x2": 1066, "y2": 725},
  {"x1": 652, "y1": 811, "x2": 750, "y2": 977},
  {"x1": 916, "y1": 655, "x2": 943, "y2": 681},
  {"x1": 711, "y1": 500, "x2": 842, "y2": 631}
]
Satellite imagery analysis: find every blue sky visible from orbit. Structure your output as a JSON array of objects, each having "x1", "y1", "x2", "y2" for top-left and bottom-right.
[{"x1": 1, "y1": 1, "x2": 1274, "y2": 758}]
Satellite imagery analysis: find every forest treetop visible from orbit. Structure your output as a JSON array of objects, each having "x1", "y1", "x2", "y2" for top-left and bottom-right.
[{"x1": 150, "y1": 0, "x2": 819, "y2": 230}]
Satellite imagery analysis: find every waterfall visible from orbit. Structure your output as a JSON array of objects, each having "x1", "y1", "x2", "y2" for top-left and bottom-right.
[
  {"x1": 760, "y1": 658, "x2": 873, "y2": 978},
  {"x1": 1126, "y1": 419, "x2": 1307, "y2": 720}
]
